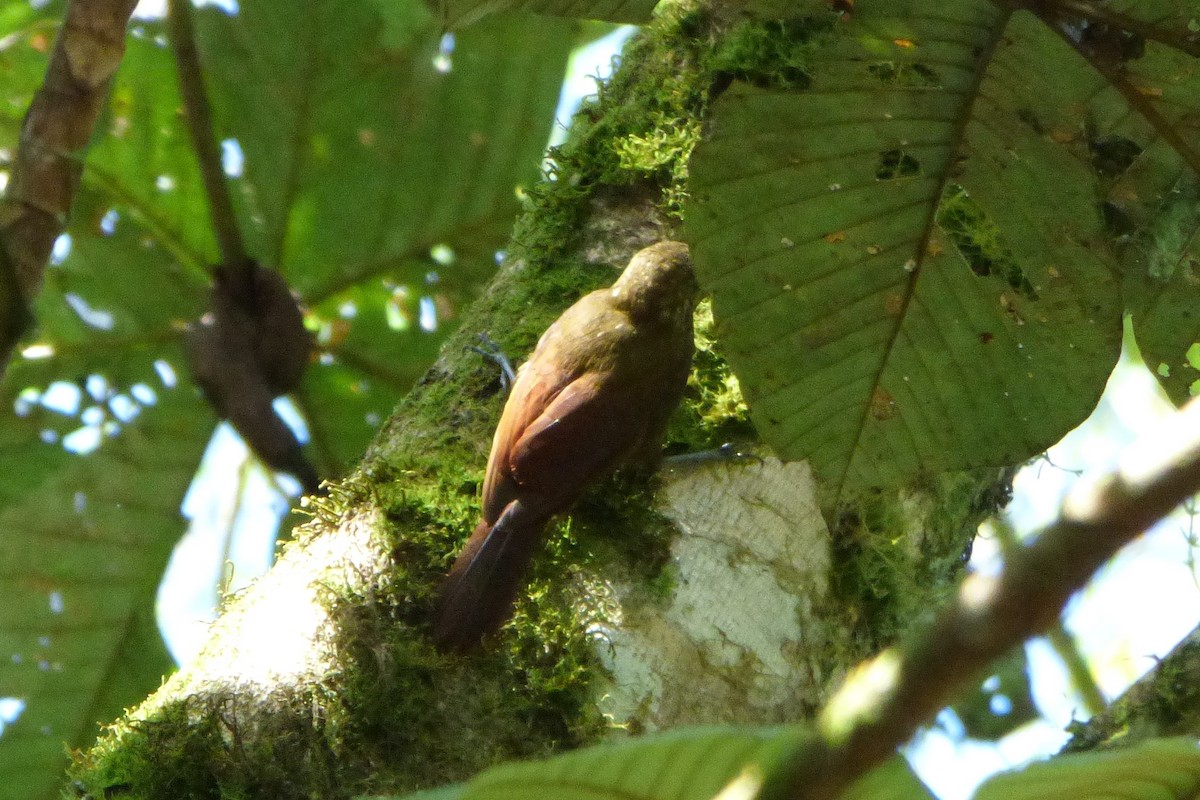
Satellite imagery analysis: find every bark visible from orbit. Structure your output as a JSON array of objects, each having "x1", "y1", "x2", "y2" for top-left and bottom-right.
[
  {"x1": 68, "y1": 8, "x2": 1009, "y2": 799},
  {"x1": 0, "y1": 0, "x2": 140, "y2": 372}
]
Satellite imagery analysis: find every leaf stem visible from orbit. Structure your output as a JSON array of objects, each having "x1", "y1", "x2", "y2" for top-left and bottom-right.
[{"x1": 167, "y1": 0, "x2": 249, "y2": 284}]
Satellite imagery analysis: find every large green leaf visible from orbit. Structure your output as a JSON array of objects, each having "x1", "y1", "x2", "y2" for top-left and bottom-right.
[
  {"x1": 0, "y1": 0, "x2": 573, "y2": 795},
  {"x1": 974, "y1": 738, "x2": 1200, "y2": 800},
  {"x1": 194, "y1": 3, "x2": 576, "y2": 468},
  {"x1": 368, "y1": 727, "x2": 930, "y2": 800},
  {"x1": 0, "y1": 339, "x2": 210, "y2": 800},
  {"x1": 685, "y1": 3, "x2": 1200, "y2": 502},
  {"x1": 373, "y1": 726, "x2": 1199, "y2": 800}
]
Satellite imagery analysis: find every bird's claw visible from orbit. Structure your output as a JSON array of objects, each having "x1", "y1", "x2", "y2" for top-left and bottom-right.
[
  {"x1": 467, "y1": 332, "x2": 516, "y2": 392},
  {"x1": 663, "y1": 442, "x2": 762, "y2": 468}
]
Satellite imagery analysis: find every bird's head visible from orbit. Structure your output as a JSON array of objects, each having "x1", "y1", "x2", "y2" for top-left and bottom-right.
[{"x1": 610, "y1": 240, "x2": 699, "y2": 327}]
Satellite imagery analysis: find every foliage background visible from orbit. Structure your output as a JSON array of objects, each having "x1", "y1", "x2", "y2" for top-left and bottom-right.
[
  {"x1": 2, "y1": 1, "x2": 1200, "y2": 799},
  {"x1": 0, "y1": 1, "x2": 578, "y2": 795}
]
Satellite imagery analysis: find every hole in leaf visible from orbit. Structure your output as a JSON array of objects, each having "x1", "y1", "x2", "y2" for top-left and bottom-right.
[
  {"x1": 938, "y1": 185, "x2": 1038, "y2": 300},
  {"x1": 710, "y1": 18, "x2": 818, "y2": 91},
  {"x1": 1079, "y1": 21, "x2": 1145, "y2": 65},
  {"x1": 1089, "y1": 135, "x2": 1142, "y2": 178},
  {"x1": 154, "y1": 359, "x2": 178, "y2": 388},
  {"x1": 0, "y1": 697, "x2": 25, "y2": 737},
  {"x1": 131, "y1": 383, "x2": 157, "y2": 405},
  {"x1": 99, "y1": 208, "x2": 118, "y2": 236},
  {"x1": 63, "y1": 425, "x2": 102, "y2": 454},
  {"x1": 1100, "y1": 201, "x2": 1135, "y2": 238},
  {"x1": 196, "y1": 0, "x2": 240, "y2": 15},
  {"x1": 433, "y1": 32, "x2": 454, "y2": 73},
  {"x1": 867, "y1": 61, "x2": 940, "y2": 88},
  {"x1": 109, "y1": 394, "x2": 140, "y2": 423},
  {"x1": 221, "y1": 138, "x2": 244, "y2": 177},
  {"x1": 50, "y1": 234, "x2": 71, "y2": 266},
  {"x1": 1017, "y1": 109, "x2": 1045, "y2": 135},
  {"x1": 85, "y1": 374, "x2": 110, "y2": 401},
  {"x1": 875, "y1": 149, "x2": 921, "y2": 180},
  {"x1": 419, "y1": 296, "x2": 437, "y2": 332},
  {"x1": 41, "y1": 381, "x2": 81, "y2": 416},
  {"x1": 65, "y1": 293, "x2": 115, "y2": 330}
]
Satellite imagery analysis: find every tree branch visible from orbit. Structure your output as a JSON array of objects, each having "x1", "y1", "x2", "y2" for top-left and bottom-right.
[
  {"x1": 766, "y1": 393, "x2": 1200, "y2": 800},
  {"x1": 0, "y1": 0, "x2": 140, "y2": 374}
]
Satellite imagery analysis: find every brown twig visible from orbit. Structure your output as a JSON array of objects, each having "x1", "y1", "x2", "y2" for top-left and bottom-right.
[
  {"x1": 993, "y1": 518, "x2": 1107, "y2": 716},
  {"x1": 166, "y1": 0, "x2": 249, "y2": 286},
  {"x1": 0, "y1": 0, "x2": 140, "y2": 374},
  {"x1": 763, "y1": 394, "x2": 1200, "y2": 800}
]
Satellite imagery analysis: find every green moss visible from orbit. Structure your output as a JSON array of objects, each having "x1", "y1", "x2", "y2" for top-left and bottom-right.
[
  {"x1": 69, "y1": 693, "x2": 348, "y2": 800},
  {"x1": 815, "y1": 469, "x2": 1013, "y2": 675},
  {"x1": 708, "y1": 16, "x2": 824, "y2": 91},
  {"x1": 675, "y1": 299, "x2": 754, "y2": 448},
  {"x1": 544, "y1": 3, "x2": 715, "y2": 216},
  {"x1": 938, "y1": 184, "x2": 1038, "y2": 300},
  {"x1": 314, "y1": 454, "x2": 712, "y2": 792}
]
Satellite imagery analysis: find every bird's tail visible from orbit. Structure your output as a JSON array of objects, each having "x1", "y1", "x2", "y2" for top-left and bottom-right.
[{"x1": 432, "y1": 499, "x2": 549, "y2": 652}]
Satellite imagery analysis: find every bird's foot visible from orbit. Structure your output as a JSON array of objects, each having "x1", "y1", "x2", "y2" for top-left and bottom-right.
[
  {"x1": 663, "y1": 442, "x2": 762, "y2": 469},
  {"x1": 467, "y1": 332, "x2": 516, "y2": 392}
]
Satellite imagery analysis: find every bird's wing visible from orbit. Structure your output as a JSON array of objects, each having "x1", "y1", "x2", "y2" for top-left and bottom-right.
[
  {"x1": 480, "y1": 294, "x2": 628, "y2": 521},
  {"x1": 506, "y1": 369, "x2": 641, "y2": 505},
  {"x1": 480, "y1": 351, "x2": 573, "y2": 522}
]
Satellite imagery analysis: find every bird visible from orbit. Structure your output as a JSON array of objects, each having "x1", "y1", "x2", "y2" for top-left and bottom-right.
[{"x1": 433, "y1": 241, "x2": 699, "y2": 652}]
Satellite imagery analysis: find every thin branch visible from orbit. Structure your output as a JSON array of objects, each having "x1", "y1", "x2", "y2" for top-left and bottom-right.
[
  {"x1": 0, "y1": 248, "x2": 31, "y2": 372},
  {"x1": 0, "y1": 0, "x2": 140, "y2": 375},
  {"x1": 1045, "y1": 625, "x2": 1107, "y2": 716},
  {"x1": 764, "y1": 393, "x2": 1200, "y2": 800},
  {"x1": 166, "y1": 0, "x2": 249, "y2": 283}
]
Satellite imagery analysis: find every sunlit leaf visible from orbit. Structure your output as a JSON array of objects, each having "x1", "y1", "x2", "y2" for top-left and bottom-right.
[
  {"x1": 974, "y1": 738, "x2": 1200, "y2": 800},
  {"x1": 0, "y1": 342, "x2": 210, "y2": 800},
  {"x1": 363, "y1": 727, "x2": 931, "y2": 800},
  {"x1": 685, "y1": 3, "x2": 1200, "y2": 501}
]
